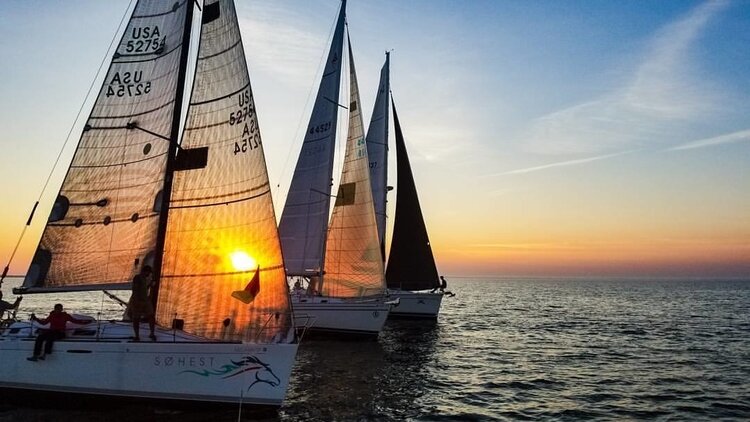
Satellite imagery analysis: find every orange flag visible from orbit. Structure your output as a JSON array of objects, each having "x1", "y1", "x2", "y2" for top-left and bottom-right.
[{"x1": 231, "y1": 266, "x2": 260, "y2": 304}]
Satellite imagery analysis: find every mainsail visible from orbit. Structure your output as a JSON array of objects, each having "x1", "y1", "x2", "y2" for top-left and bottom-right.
[
  {"x1": 365, "y1": 53, "x2": 390, "y2": 261},
  {"x1": 278, "y1": 0, "x2": 346, "y2": 276},
  {"x1": 19, "y1": 0, "x2": 291, "y2": 342},
  {"x1": 321, "y1": 34, "x2": 385, "y2": 298},
  {"x1": 22, "y1": 1, "x2": 191, "y2": 292},
  {"x1": 385, "y1": 101, "x2": 439, "y2": 291},
  {"x1": 156, "y1": 0, "x2": 291, "y2": 342}
]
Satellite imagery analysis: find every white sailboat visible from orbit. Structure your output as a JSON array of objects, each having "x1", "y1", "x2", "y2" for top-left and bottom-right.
[
  {"x1": 0, "y1": 0, "x2": 297, "y2": 407},
  {"x1": 279, "y1": 0, "x2": 392, "y2": 338},
  {"x1": 365, "y1": 55, "x2": 446, "y2": 319}
]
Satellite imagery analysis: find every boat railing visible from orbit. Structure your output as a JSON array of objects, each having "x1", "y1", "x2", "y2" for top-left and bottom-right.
[
  {"x1": 292, "y1": 312, "x2": 316, "y2": 342},
  {"x1": 253, "y1": 311, "x2": 298, "y2": 343}
]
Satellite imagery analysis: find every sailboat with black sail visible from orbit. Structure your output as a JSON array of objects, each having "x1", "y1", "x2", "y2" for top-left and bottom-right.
[
  {"x1": 365, "y1": 55, "x2": 446, "y2": 319},
  {"x1": 279, "y1": 0, "x2": 392, "y2": 338},
  {"x1": 0, "y1": 0, "x2": 297, "y2": 407}
]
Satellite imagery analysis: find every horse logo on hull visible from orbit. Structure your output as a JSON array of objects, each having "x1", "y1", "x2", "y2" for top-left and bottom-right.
[{"x1": 180, "y1": 355, "x2": 280, "y2": 390}]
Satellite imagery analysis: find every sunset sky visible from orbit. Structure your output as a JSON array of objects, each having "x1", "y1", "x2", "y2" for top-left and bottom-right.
[{"x1": 0, "y1": 0, "x2": 748, "y2": 278}]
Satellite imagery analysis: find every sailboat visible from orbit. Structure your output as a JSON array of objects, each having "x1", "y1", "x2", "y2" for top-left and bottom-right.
[
  {"x1": 279, "y1": 0, "x2": 392, "y2": 338},
  {"x1": 365, "y1": 55, "x2": 446, "y2": 319},
  {"x1": 0, "y1": 0, "x2": 297, "y2": 407}
]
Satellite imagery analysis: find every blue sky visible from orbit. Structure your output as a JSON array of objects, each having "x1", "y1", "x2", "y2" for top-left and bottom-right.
[{"x1": 0, "y1": 0, "x2": 748, "y2": 276}]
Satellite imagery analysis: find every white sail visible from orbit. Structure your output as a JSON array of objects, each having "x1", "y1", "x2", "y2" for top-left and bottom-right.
[
  {"x1": 365, "y1": 53, "x2": 391, "y2": 260},
  {"x1": 321, "y1": 36, "x2": 385, "y2": 298},
  {"x1": 156, "y1": 0, "x2": 292, "y2": 343},
  {"x1": 21, "y1": 1, "x2": 189, "y2": 292},
  {"x1": 3, "y1": 0, "x2": 299, "y2": 407},
  {"x1": 278, "y1": 1, "x2": 346, "y2": 276}
]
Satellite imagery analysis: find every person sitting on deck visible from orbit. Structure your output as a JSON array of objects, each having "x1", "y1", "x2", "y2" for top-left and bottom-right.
[
  {"x1": 292, "y1": 280, "x2": 304, "y2": 296},
  {"x1": 432, "y1": 276, "x2": 455, "y2": 296},
  {"x1": 27, "y1": 303, "x2": 91, "y2": 361}
]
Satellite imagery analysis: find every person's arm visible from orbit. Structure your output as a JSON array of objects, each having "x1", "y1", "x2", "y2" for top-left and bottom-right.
[
  {"x1": 32, "y1": 312, "x2": 51, "y2": 325},
  {"x1": 66, "y1": 313, "x2": 93, "y2": 325}
]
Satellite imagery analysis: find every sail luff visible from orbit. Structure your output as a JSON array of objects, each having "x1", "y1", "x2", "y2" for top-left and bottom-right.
[
  {"x1": 385, "y1": 99, "x2": 439, "y2": 291},
  {"x1": 320, "y1": 30, "x2": 385, "y2": 298},
  {"x1": 365, "y1": 53, "x2": 390, "y2": 261},
  {"x1": 278, "y1": 1, "x2": 347, "y2": 277},
  {"x1": 151, "y1": 0, "x2": 195, "y2": 307}
]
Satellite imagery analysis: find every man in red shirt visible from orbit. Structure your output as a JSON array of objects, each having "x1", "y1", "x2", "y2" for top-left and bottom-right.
[{"x1": 27, "y1": 303, "x2": 91, "y2": 361}]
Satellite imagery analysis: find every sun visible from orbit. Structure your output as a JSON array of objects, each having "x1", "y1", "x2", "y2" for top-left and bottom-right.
[{"x1": 230, "y1": 251, "x2": 257, "y2": 272}]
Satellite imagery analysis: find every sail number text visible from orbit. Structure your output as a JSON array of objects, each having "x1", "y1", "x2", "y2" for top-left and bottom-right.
[
  {"x1": 105, "y1": 71, "x2": 151, "y2": 98},
  {"x1": 231, "y1": 90, "x2": 261, "y2": 155},
  {"x1": 125, "y1": 26, "x2": 165, "y2": 53},
  {"x1": 308, "y1": 122, "x2": 331, "y2": 135}
]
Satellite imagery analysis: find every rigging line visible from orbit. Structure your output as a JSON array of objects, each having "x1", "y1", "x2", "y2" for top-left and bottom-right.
[
  {"x1": 0, "y1": 0, "x2": 136, "y2": 284},
  {"x1": 273, "y1": 0, "x2": 341, "y2": 197}
]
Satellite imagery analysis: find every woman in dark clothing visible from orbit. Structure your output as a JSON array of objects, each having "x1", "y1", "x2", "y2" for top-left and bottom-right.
[
  {"x1": 27, "y1": 303, "x2": 91, "y2": 361},
  {"x1": 128, "y1": 265, "x2": 156, "y2": 341}
]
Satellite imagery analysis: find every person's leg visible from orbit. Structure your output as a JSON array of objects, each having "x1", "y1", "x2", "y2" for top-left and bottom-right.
[
  {"x1": 43, "y1": 331, "x2": 65, "y2": 355},
  {"x1": 148, "y1": 315, "x2": 156, "y2": 340},
  {"x1": 132, "y1": 316, "x2": 141, "y2": 340},
  {"x1": 33, "y1": 332, "x2": 46, "y2": 356}
]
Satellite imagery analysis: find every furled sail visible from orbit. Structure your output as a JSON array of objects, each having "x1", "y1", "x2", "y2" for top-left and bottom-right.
[
  {"x1": 156, "y1": 0, "x2": 292, "y2": 342},
  {"x1": 385, "y1": 101, "x2": 439, "y2": 291},
  {"x1": 321, "y1": 35, "x2": 385, "y2": 298},
  {"x1": 278, "y1": 0, "x2": 346, "y2": 276},
  {"x1": 21, "y1": 0, "x2": 191, "y2": 292},
  {"x1": 365, "y1": 53, "x2": 390, "y2": 261}
]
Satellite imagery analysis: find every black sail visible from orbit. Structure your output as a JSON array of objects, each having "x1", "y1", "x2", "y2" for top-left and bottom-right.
[{"x1": 385, "y1": 101, "x2": 439, "y2": 291}]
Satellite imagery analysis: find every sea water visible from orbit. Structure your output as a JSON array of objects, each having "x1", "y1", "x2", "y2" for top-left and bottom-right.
[{"x1": 1, "y1": 277, "x2": 749, "y2": 421}]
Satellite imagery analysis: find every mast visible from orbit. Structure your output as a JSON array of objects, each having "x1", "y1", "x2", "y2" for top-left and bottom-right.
[{"x1": 151, "y1": 0, "x2": 195, "y2": 307}]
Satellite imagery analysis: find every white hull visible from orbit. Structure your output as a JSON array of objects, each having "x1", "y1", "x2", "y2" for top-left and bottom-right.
[
  {"x1": 387, "y1": 290, "x2": 443, "y2": 319},
  {"x1": 291, "y1": 295, "x2": 391, "y2": 337},
  {"x1": 0, "y1": 320, "x2": 297, "y2": 407}
]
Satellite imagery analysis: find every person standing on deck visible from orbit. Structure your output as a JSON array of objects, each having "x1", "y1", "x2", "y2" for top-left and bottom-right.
[{"x1": 128, "y1": 265, "x2": 156, "y2": 341}]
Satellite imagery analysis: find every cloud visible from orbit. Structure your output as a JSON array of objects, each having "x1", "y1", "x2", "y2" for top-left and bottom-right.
[
  {"x1": 465, "y1": 242, "x2": 589, "y2": 252},
  {"x1": 669, "y1": 128, "x2": 750, "y2": 151},
  {"x1": 490, "y1": 150, "x2": 633, "y2": 176},
  {"x1": 238, "y1": 2, "x2": 333, "y2": 87},
  {"x1": 522, "y1": 0, "x2": 730, "y2": 155}
]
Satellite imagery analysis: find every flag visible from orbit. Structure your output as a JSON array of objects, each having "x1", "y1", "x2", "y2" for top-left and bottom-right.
[{"x1": 231, "y1": 266, "x2": 260, "y2": 304}]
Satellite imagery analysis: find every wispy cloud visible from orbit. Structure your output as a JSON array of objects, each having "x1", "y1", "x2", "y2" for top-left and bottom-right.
[
  {"x1": 669, "y1": 129, "x2": 750, "y2": 151},
  {"x1": 522, "y1": 0, "x2": 730, "y2": 155},
  {"x1": 490, "y1": 150, "x2": 633, "y2": 176},
  {"x1": 465, "y1": 242, "x2": 588, "y2": 252},
  {"x1": 238, "y1": 2, "x2": 334, "y2": 87}
]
